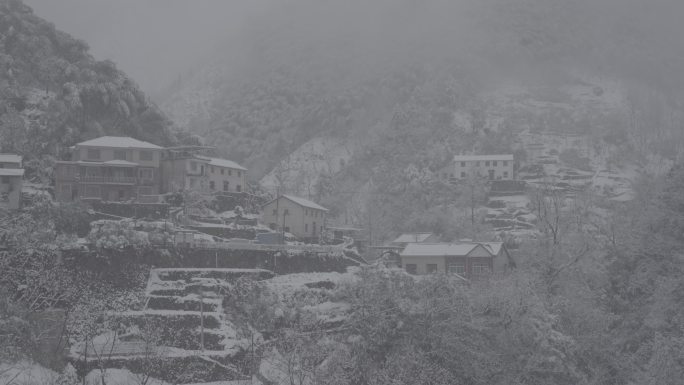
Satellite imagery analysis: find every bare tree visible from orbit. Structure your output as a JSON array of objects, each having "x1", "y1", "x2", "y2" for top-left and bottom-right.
[{"x1": 529, "y1": 179, "x2": 566, "y2": 245}]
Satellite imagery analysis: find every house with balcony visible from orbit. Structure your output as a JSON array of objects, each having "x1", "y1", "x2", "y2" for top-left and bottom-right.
[
  {"x1": 261, "y1": 195, "x2": 328, "y2": 241},
  {"x1": 54, "y1": 136, "x2": 163, "y2": 202},
  {"x1": 441, "y1": 155, "x2": 516, "y2": 182},
  {"x1": 200, "y1": 156, "x2": 247, "y2": 194},
  {"x1": 0, "y1": 154, "x2": 24, "y2": 209},
  {"x1": 400, "y1": 242, "x2": 513, "y2": 278}
]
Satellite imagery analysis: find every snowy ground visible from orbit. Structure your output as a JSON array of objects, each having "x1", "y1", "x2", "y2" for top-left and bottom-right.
[
  {"x1": 260, "y1": 137, "x2": 354, "y2": 196},
  {"x1": 0, "y1": 361, "x2": 58, "y2": 385},
  {"x1": 84, "y1": 368, "x2": 258, "y2": 385}
]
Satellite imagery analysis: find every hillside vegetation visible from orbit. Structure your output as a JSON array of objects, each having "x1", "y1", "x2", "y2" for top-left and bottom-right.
[
  {"x1": 0, "y1": 0, "x2": 177, "y2": 179},
  {"x1": 162, "y1": 0, "x2": 684, "y2": 240}
]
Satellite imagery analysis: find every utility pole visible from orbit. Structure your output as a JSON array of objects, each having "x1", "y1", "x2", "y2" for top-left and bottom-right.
[
  {"x1": 281, "y1": 210, "x2": 287, "y2": 243},
  {"x1": 200, "y1": 291, "x2": 205, "y2": 352},
  {"x1": 471, "y1": 183, "x2": 475, "y2": 228},
  {"x1": 275, "y1": 186, "x2": 281, "y2": 242}
]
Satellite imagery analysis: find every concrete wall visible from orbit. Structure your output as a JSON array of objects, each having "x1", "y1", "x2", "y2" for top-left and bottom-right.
[
  {"x1": 262, "y1": 197, "x2": 327, "y2": 239},
  {"x1": 207, "y1": 165, "x2": 246, "y2": 193},
  {"x1": 401, "y1": 255, "x2": 446, "y2": 274},
  {"x1": 0, "y1": 175, "x2": 22, "y2": 209},
  {"x1": 160, "y1": 158, "x2": 209, "y2": 193}
]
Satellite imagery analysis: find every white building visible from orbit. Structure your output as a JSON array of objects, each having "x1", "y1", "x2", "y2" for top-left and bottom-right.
[{"x1": 448, "y1": 155, "x2": 515, "y2": 181}]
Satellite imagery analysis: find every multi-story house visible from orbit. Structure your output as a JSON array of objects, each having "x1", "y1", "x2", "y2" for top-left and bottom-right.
[
  {"x1": 54, "y1": 136, "x2": 163, "y2": 202},
  {"x1": 449, "y1": 155, "x2": 515, "y2": 181},
  {"x1": 0, "y1": 154, "x2": 24, "y2": 209},
  {"x1": 202, "y1": 157, "x2": 247, "y2": 193},
  {"x1": 159, "y1": 148, "x2": 211, "y2": 194},
  {"x1": 261, "y1": 195, "x2": 328, "y2": 241}
]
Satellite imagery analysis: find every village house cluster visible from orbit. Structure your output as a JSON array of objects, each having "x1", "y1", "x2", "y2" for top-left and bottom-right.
[
  {"x1": 3, "y1": 137, "x2": 516, "y2": 278},
  {"x1": 54, "y1": 136, "x2": 247, "y2": 203}
]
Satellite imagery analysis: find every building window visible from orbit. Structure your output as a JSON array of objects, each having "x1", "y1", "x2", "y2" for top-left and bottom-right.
[
  {"x1": 87, "y1": 149, "x2": 101, "y2": 160},
  {"x1": 223, "y1": 181, "x2": 229, "y2": 191},
  {"x1": 405, "y1": 264, "x2": 417, "y2": 274},
  {"x1": 472, "y1": 264, "x2": 491, "y2": 275},
  {"x1": 236, "y1": 185, "x2": 241, "y2": 192},
  {"x1": 190, "y1": 161, "x2": 198, "y2": 171},
  {"x1": 1, "y1": 176, "x2": 8, "y2": 184},
  {"x1": 485, "y1": 161, "x2": 490, "y2": 166},
  {"x1": 476, "y1": 161, "x2": 480, "y2": 166},
  {"x1": 320, "y1": 225, "x2": 323, "y2": 233},
  {"x1": 442, "y1": 173, "x2": 447, "y2": 179},
  {"x1": 210, "y1": 181, "x2": 215, "y2": 190},
  {"x1": 503, "y1": 161, "x2": 508, "y2": 166},
  {"x1": 211, "y1": 166, "x2": 215, "y2": 173},
  {"x1": 461, "y1": 161, "x2": 466, "y2": 167},
  {"x1": 237, "y1": 171, "x2": 241, "y2": 177},
  {"x1": 448, "y1": 264, "x2": 466, "y2": 275},
  {"x1": 84, "y1": 167, "x2": 99, "y2": 177},
  {"x1": 138, "y1": 187, "x2": 153, "y2": 196},
  {"x1": 305, "y1": 209, "x2": 308, "y2": 216},
  {"x1": 189, "y1": 178, "x2": 196, "y2": 188},
  {"x1": 461, "y1": 172, "x2": 466, "y2": 178},
  {"x1": 139, "y1": 151, "x2": 153, "y2": 161},
  {"x1": 450, "y1": 173, "x2": 454, "y2": 179},
  {"x1": 284, "y1": 209, "x2": 289, "y2": 215},
  {"x1": 284, "y1": 226, "x2": 290, "y2": 233},
  {"x1": 426, "y1": 264, "x2": 439, "y2": 274},
  {"x1": 272, "y1": 209, "x2": 277, "y2": 216},
  {"x1": 503, "y1": 171, "x2": 509, "y2": 178},
  {"x1": 221, "y1": 169, "x2": 225, "y2": 175},
  {"x1": 113, "y1": 150, "x2": 127, "y2": 160},
  {"x1": 305, "y1": 224, "x2": 308, "y2": 232}
]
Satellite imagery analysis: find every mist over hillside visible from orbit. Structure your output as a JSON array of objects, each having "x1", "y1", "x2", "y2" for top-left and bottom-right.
[
  {"x1": 160, "y1": 0, "x2": 684, "y2": 238},
  {"x1": 3, "y1": 1, "x2": 684, "y2": 385}
]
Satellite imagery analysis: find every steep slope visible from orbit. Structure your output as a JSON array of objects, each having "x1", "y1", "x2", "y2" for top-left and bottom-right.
[{"x1": 0, "y1": 0, "x2": 177, "y2": 179}]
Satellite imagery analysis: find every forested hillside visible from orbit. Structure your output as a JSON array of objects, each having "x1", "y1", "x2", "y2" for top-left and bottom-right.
[
  {"x1": 162, "y1": 0, "x2": 684, "y2": 240},
  {"x1": 0, "y1": 0, "x2": 177, "y2": 179}
]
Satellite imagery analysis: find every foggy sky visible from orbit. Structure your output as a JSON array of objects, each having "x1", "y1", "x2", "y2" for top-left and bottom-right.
[
  {"x1": 21, "y1": 0, "x2": 684, "y2": 102},
  {"x1": 23, "y1": 0, "x2": 272, "y2": 96}
]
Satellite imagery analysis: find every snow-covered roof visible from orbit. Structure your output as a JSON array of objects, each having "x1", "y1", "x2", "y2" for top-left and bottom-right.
[
  {"x1": 76, "y1": 136, "x2": 162, "y2": 149},
  {"x1": 453, "y1": 154, "x2": 514, "y2": 162},
  {"x1": 102, "y1": 160, "x2": 139, "y2": 167},
  {"x1": 283, "y1": 195, "x2": 328, "y2": 211},
  {"x1": 392, "y1": 233, "x2": 435, "y2": 244},
  {"x1": 0, "y1": 154, "x2": 22, "y2": 164},
  {"x1": 0, "y1": 168, "x2": 24, "y2": 177},
  {"x1": 264, "y1": 195, "x2": 329, "y2": 211},
  {"x1": 204, "y1": 157, "x2": 247, "y2": 171},
  {"x1": 400, "y1": 242, "x2": 505, "y2": 257},
  {"x1": 482, "y1": 242, "x2": 504, "y2": 255}
]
